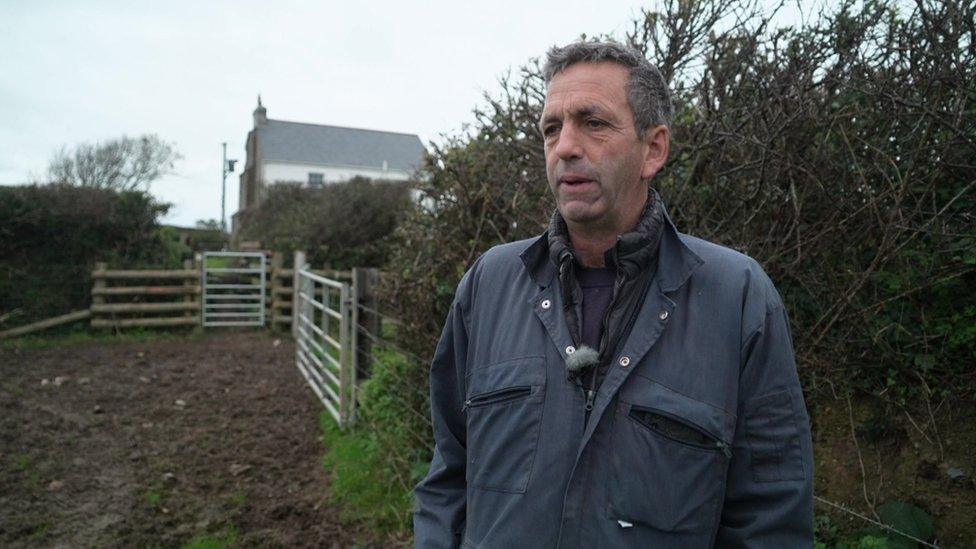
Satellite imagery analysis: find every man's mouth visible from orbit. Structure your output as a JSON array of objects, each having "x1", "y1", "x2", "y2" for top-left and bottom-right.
[{"x1": 559, "y1": 175, "x2": 596, "y2": 187}]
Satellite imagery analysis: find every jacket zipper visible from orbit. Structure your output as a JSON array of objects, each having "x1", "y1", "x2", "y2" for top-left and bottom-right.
[
  {"x1": 582, "y1": 250, "x2": 623, "y2": 425},
  {"x1": 584, "y1": 387, "x2": 597, "y2": 412},
  {"x1": 582, "y1": 247, "x2": 653, "y2": 424},
  {"x1": 463, "y1": 386, "x2": 532, "y2": 410},
  {"x1": 629, "y1": 405, "x2": 732, "y2": 458}
]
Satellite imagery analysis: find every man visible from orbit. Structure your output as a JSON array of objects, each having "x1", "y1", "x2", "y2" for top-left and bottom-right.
[{"x1": 414, "y1": 41, "x2": 813, "y2": 548}]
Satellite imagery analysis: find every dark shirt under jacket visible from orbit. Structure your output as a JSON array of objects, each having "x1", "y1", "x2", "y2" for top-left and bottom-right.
[{"x1": 577, "y1": 266, "x2": 615, "y2": 350}]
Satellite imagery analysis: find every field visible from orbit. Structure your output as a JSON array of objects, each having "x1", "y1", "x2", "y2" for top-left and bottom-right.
[{"x1": 0, "y1": 331, "x2": 360, "y2": 547}]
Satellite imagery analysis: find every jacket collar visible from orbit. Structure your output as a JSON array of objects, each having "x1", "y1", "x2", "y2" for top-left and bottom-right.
[
  {"x1": 547, "y1": 190, "x2": 666, "y2": 281},
  {"x1": 519, "y1": 199, "x2": 703, "y2": 294}
]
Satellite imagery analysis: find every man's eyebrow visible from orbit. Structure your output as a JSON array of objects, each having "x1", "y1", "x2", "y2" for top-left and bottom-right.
[
  {"x1": 539, "y1": 104, "x2": 613, "y2": 130},
  {"x1": 575, "y1": 105, "x2": 613, "y2": 119},
  {"x1": 539, "y1": 113, "x2": 558, "y2": 130},
  {"x1": 576, "y1": 106, "x2": 597, "y2": 118}
]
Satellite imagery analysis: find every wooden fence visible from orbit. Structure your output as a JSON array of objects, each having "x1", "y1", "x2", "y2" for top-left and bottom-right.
[
  {"x1": 90, "y1": 261, "x2": 201, "y2": 329},
  {"x1": 268, "y1": 253, "x2": 294, "y2": 329},
  {"x1": 88, "y1": 252, "x2": 351, "y2": 331},
  {"x1": 1, "y1": 250, "x2": 357, "y2": 338}
]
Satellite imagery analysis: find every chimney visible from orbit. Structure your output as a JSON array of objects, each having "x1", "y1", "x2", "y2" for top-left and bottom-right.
[{"x1": 253, "y1": 95, "x2": 268, "y2": 127}]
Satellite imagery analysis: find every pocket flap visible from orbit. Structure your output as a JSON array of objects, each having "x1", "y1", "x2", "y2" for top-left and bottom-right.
[
  {"x1": 620, "y1": 374, "x2": 735, "y2": 444},
  {"x1": 466, "y1": 356, "x2": 545, "y2": 398}
]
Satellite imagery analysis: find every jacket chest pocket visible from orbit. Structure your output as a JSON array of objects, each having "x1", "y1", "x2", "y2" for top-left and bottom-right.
[
  {"x1": 464, "y1": 356, "x2": 546, "y2": 493},
  {"x1": 607, "y1": 375, "x2": 734, "y2": 533}
]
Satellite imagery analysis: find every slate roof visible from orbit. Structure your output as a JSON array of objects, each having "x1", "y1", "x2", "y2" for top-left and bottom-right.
[{"x1": 258, "y1": 119, "x2": 425, "y2": 172}]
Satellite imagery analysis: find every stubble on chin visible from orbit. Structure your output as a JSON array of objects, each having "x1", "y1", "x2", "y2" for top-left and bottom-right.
[{"x1": 557, "y1": 194, "x2": 609, "y2": 228}]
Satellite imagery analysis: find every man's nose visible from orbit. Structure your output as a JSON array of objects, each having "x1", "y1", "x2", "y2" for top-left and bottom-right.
[{"x1": 553, "y1": 123, "x2": 583, "y2": 161}]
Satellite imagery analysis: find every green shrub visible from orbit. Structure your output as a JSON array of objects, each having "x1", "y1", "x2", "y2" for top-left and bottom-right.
[
  {"x1": 0, "y1": 184, "x2": 181, "y2": 327},
  {"x1": 237, "y1": 177, "x2": 413, "y2": 269},
  {"x1": 358, "y1": 348, "x2": 433, "y2": 489}
]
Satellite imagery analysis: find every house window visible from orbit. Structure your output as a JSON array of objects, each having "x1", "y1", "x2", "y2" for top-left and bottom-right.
[{"x1": 308, "y1": 172, "x2": 324, "y2": 186}]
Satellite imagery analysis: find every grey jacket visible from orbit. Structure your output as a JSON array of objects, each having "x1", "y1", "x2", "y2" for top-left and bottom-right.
[{"x1": 413, "y1": 210, "x2": 814, "y2": 548}]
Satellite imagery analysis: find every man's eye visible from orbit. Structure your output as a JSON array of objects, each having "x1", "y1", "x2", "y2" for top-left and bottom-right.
[
  {"x1": 586, "y1": 119, "x2": 607, "y2": 129},
  {"x1": 543, "y1": 125, "x2": 560, "y2": 137}
]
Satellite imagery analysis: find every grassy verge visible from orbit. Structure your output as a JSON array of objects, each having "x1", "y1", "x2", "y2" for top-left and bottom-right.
[
  {"x1": 317, "y1": 348, "x2": 431, "y2": 543},
  {"x1": 319, "y1": 413, "x2": 412, "y2": 537},
  {"x1": 1, "y1": 325, "x2": 215, "y2": 351}
]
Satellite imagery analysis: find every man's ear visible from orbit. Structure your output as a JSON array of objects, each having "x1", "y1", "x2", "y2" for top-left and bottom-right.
[{"x1": 640, "y1": 125, "x2": 670, "y2": 181}]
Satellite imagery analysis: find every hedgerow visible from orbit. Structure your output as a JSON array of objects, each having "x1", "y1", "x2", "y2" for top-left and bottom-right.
[
  {"x1": 0, "y1": 184, "x2": 184, "y2": 327},
  {"x1": 235, "y1": 177, "x2": 412, "y2": 270},
  {"x1": 385, "y1": 0, "x2": 976, "y2": 407}
]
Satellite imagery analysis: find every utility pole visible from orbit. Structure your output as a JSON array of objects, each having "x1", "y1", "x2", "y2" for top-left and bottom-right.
[{"x1": 221, "y1": 143, "x2": 237, "y2": 233}]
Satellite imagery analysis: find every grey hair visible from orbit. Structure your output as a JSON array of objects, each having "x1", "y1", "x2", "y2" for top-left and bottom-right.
[{"x1": 542, "y1": 41, "x2": 673, "y2": 137}]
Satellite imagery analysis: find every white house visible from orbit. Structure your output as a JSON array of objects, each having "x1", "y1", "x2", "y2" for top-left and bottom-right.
[{"x1": 233, "y1": 97, "x2": 426, "y2": 230}]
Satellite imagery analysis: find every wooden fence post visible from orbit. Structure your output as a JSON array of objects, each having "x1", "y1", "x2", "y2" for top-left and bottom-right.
[
  {"x1": 269, "y1": 252, "x2": 283, "y2": 328},
  {"x1": 353, "y1": 268, "x2": 379, "y2": 381},
  {"x1": 91, "y1": 261, "x2": 107, "y2": 328},
  {"x1": 291, "y1": 250, "x2": 306, "y2": 338},
  {"x1": 182, "y1": 259, "x2": 195, "y2": 325}
]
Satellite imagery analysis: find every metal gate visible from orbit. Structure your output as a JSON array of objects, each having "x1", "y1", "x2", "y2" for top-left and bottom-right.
[
  {"x1": 201, "y1": 251, "x2": 267, "y2": 327},
  {"x1": 294, "y1": 265, "x2": 357, "y2": 427}
]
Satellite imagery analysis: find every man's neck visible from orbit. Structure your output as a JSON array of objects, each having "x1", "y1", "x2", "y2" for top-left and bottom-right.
[
  {"x1": 566, "y1": 196, "x2": 647, "y2": 268},
  {"x1": 568, "y1": 231, "x2": 618, "y2": 268}
]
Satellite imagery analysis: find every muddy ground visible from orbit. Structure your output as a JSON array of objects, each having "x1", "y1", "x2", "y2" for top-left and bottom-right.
[
  {"x1": 2, "y1": 330, "x2": 974, "y2": 547},
  {"x1": 0, "y1": 331, "x2": 363, "y2": 548}
]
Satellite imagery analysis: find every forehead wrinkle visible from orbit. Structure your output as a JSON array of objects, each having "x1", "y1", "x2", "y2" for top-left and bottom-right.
[
  {"x1": 541, "y1": 95, "x2": 617, "y2": 127},
  {"x1": 541, "y1": 63, "x2": 632, "y2": 131}
]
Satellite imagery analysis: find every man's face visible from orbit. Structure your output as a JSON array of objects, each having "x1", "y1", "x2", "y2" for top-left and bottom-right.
[{"x1": 541, "y1": 61, "x2": 651, "y2": 233}]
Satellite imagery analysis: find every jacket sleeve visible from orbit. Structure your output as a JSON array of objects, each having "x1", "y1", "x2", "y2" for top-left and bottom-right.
[
  {"x1": 715, "y1": 281, "x2": 814, "y2": 548},
  {"x1": 413, "y1": 296, "x2": 469, "y2": 549}
]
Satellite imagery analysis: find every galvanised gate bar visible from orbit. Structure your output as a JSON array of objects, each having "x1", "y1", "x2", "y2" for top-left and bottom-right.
[
  {"x1": 201, "y1": 251, "x2": 267, "y2": 327},
  {"x1": 294, "y1": 265, "x2": 357, "y2": 428}
]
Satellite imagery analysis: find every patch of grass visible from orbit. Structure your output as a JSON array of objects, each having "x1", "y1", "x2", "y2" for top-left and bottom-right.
[
  {"x1": 182, "y1": 525, "x2": 239, "y2": 549},
  {"x1": 144, "y1": 489, "x2": 164, "y2": 507},
  {"x1": 1, "y1": 382, "x2": 25, "y2": 397},
  {"x1": 30, "y1": 522, "x2": 51, "y2": 541},
  {"x1": 0, "y1": 326, "x2": 203, "y2": 351},
  {"x1": 315, "y1": 348, "x2": 432, "y2": 542},
  {"x1": 5, "y1": 453, "x2": 43, "y2": 489},
  {"x1": 230, "y1": 491, "x2": 246, "y2": 507},
  {"x1": 14, "y1": 454, "x2": 30, "y2": 471},
  {"x1": 319, "y1": 412, "x2": 410, "y2": 536}
]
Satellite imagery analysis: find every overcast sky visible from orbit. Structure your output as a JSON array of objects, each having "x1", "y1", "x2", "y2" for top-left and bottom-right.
[{"x1": 0, "y1": 0, "x2": 667, "y2": 227}]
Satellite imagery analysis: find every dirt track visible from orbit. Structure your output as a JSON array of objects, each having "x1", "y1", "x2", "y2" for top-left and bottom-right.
[{"x1": 0, "y1": 331, "x2": 359, "y2": 547}]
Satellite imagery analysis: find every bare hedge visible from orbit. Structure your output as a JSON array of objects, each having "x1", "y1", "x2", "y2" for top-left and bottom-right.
[{"x1": 384, "y1": 0, "x2": 976, "y2": 406}]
